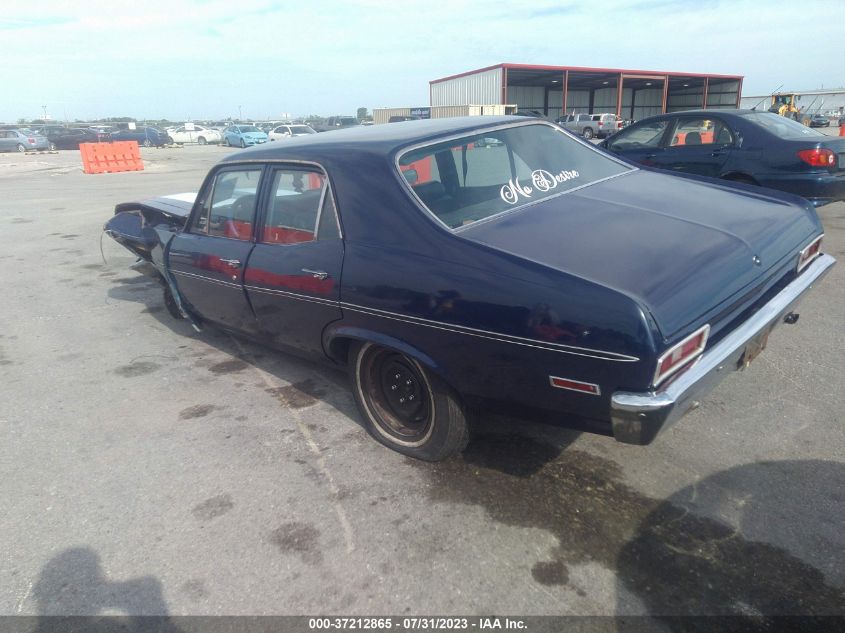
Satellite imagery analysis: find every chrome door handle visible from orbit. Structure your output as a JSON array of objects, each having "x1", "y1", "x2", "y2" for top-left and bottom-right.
[
  {"x1": 220, "y1": 258, "x2": 241, "y2": 268},
  {"x1": 302, "y1": 268, "x2": 328, "y2": 280}
]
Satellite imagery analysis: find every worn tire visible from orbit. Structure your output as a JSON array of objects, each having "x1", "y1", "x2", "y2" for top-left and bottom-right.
[
  {"x1": 349, "y1": 341, "x2": 469, "y2": 461},
  {"x1": 582, "y1": 127, "x2": 594, "y2": 140}
]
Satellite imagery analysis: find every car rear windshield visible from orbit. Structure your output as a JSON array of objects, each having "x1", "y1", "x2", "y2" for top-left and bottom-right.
[
  {"x1": 740, "y1": 112, "x2": 825, "y2": 140},
  {"x1": 397, "y1": 123, "x2": 631, "y2": 230},
  {"x1": 291, "y1": 126, "x2": 315, "y2": 134}
]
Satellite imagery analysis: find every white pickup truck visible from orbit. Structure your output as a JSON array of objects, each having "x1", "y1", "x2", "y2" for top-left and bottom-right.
[{"x1": 557, "y1": 113, "x2": 620, "y2": 140}]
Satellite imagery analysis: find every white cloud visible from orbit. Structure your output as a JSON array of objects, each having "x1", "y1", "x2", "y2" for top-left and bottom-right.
[{"x1": 1, "y1": 0, "x2": 842, "y2": 121}]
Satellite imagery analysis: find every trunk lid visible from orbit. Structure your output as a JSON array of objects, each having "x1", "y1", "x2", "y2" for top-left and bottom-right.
[{"x1": 461, "y1": 170, "x2": 820, "y2": 338}]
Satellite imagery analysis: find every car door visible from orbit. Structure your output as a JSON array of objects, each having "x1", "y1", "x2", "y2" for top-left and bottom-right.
[
  {"x1": 168, "y1": 165, "x2": 264, "y2": 332},
  {"x1": 650, "y1": 116, "x2": 734, "y2": 177},
  {"x1": 604, "y1": 118, "x2": 671, "y2": 166},
  {"x1": 0, "y1": 131, "x2": 14, "y2": 151},
  {"x1": 57, "y1": 129, "x2": 76, "y2": 149},
  {"x1": 243, "y1": 165, "x2": 344, "y2": 356}
]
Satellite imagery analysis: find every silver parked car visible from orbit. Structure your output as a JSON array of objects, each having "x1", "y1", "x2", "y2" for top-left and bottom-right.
[
  {"x1": 0, "y1": 129, "x2": 50, "y2": 152},
  {"x1": 557, "y1": 113, "x2": 619, "y2": 140}
]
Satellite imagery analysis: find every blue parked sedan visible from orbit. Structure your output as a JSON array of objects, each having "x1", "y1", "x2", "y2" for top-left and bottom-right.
[
  {"x1": 109, "y1": 126, "x2": 172, "y2": 147},
  {"x1": 105, "y1": 117, "x2": 833, "y2": 460},
  {"x1": 223, "y1": 124, "x2": 269, "y2": 148},
  {"x1": 599, "y1": 109, "x2": 845, "y2": 207}
]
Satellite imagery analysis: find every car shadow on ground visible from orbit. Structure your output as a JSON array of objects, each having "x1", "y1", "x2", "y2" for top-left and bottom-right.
[
  {"x1": 417, "y1": 439, "x2": 845, "y2": 627},
  {"x1": 104, "y1": 272, "x2": 595, "y2": 446},
  {"x1": 104, "y1": 272, "x2": 362, "y2": 425}
]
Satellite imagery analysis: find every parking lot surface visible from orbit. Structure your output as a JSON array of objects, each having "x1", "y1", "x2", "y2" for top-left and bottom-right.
[{"x1": 1, "y1": 144, "x2": 843, "y2": 619}]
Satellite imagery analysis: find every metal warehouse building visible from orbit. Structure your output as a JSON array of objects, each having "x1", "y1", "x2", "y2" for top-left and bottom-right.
[{"x1": 430, "y1": 63, "x2": 743, "y2": 121}]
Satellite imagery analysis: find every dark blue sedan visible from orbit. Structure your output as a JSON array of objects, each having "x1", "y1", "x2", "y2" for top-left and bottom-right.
[
  {"x1": 104, "y1": 116, "x2": 834, "y2": 460},
  {"x1": 109, "y1": 126, "x2": 172, "y2": 147},
  {"x1": 599, "y1": 109, "x2": 845, "y2": 207}
]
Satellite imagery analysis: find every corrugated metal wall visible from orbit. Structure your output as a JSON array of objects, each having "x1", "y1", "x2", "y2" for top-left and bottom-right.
[
  {"x1": 667, "y1": 85, "x2": 704, "y2": 112},
  {"x1": 431, "y1": 68, "x2": 503, "y2": 106},
  {"x1": 628, "y1": 88, "x2": 663, "y2": 120},
  {"x1": 706, "y1": 80, "x2": 740, "y2": 109}
]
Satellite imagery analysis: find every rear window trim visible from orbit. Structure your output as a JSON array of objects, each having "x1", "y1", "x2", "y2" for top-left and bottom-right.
[{"x1": 394, "y1": 120, "x2": 636, "y2": 234}]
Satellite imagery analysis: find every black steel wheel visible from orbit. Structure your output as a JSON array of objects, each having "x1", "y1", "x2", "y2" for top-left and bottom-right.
[{"x1": 350, "y1": 342, "x2": 469, "y2": 461}]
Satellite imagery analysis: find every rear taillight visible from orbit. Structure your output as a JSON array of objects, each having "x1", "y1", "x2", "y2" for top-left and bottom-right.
[
  {"x1": 797, "y1": 148, "x2": 835, "y2": 167},
  {"x1": 654, "y1": 324, "x2": 710, "y2": 388},
  {"x1": 28, "y1": 138, "x2": 36, "y2": 144},
  {"x1": 797, "y1": 235, "x2": 823, "y2": 273}
]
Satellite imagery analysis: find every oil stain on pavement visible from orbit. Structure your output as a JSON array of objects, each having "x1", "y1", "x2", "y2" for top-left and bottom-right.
[
  {"x1": 269, "y1": 522, "x2": 323, "y2": 565},
  {"x1": 191, "y1": 493, "x2": 234, "y2": 521}
]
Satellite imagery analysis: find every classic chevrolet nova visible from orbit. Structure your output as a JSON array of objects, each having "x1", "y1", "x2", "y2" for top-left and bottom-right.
[{"x1": 105, "y1": 116, "x2": 835, "y2": 461}]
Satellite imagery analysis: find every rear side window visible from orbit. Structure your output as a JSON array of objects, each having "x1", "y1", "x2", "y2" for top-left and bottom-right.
[
  {"x1": 669, "y1": 118, "x2": 733, "y2": 146},
  {"x1": 193, "y1": 168, "x2": 261, "y2": 240},
  {"x1": 262, "y1": 169, "x2": 339, "y2": 244},
  {"x1": 398, "y1": 123, "x2": 630, "y2": 230},
  {"x1": 607, "y1": 120, "x2": 669, "y2": 151},
  {"x1": 739, "y1": 112, "x2": 824, "y2": 140}
]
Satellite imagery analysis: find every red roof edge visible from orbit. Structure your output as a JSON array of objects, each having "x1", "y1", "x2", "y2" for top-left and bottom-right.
[{"x1": 430, "y1": 63, "x2": 743, "y2": 84}]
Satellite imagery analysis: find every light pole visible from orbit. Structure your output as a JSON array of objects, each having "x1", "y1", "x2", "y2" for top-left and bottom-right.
[
  {"x1": 238, "y1": 105, "x2": 243, "y2": 121},
  {"x1": 42, "y1": 105, "x2": 47, "y2": 120}
]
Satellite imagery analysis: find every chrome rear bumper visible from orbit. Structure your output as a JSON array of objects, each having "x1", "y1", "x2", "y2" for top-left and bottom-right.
[{"x1": 610, "y1": 254, "x2": 836, "y2": 445}]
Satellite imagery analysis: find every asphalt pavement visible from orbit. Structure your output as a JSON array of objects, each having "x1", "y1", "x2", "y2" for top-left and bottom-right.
[{"x1": 1, "y1": 142, "x2": 843, "y2": 622}]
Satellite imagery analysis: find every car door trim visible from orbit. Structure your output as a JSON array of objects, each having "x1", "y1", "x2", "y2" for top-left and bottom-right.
[
  {"x1": 341, "y1": 302, "x2": 639, "y2": 362},
  {"x1": 171, "y1": 269, "x2": 241, "y2": 289},
  {"x1": 244, "y1": 284, "x2": 339, "y2": 307}
]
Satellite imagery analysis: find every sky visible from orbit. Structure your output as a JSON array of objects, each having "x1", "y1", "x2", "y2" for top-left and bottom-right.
[{"x1": 1, "y1": 0, "x2": 842, "y2": 123}]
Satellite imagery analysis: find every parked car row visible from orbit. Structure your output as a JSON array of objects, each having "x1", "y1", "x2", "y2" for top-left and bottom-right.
[{"x1": 0, "y1": 124, "x2": 175, "y2": 151}]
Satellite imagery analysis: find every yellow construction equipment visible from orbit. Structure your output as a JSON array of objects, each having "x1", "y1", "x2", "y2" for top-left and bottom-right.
[{"x1": 769, "y1": 93, "x2": 811, "y2": 125}]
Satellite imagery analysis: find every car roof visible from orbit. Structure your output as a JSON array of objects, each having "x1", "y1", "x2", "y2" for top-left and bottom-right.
[{"x1": 221, "y1": 116, "x2": 540, "y2": 164}]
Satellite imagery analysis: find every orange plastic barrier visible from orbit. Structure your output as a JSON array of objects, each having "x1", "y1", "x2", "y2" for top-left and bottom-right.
[
  {"x1": 840, "y1": 124, "x2": 845, "y2": 137},
  {"x1": 79, "y1": 141, "x2": 144, "y2": 174}
]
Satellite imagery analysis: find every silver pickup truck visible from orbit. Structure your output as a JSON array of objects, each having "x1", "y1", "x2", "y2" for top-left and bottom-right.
[{"x1": 557, "y1": 113, "x2": 619, "y2": 140}]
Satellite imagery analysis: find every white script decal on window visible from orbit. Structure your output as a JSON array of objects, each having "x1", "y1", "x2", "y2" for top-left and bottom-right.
[{"x1": 500, "y1": 169, "x2": 580, "y2": 205}]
